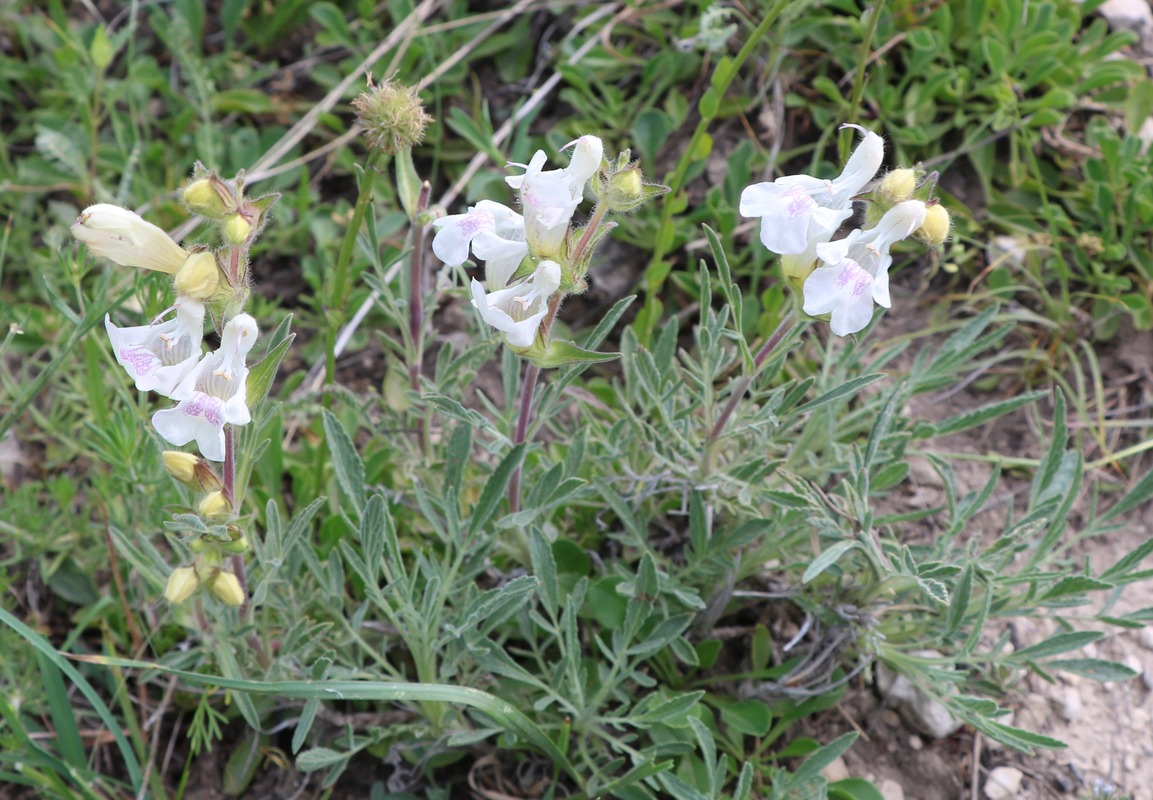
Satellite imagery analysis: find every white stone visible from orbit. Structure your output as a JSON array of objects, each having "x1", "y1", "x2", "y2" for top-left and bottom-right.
[
  {"x1": 821, "y1": 756, "x2": 850, "y2": 783},
  {"x1": 885, "y1": 674, "x2": 963, "y2": 738},
  {"x1": 984, "y1": 766, "x2": 1024, "y2": 799},
  {"x1": 879, "y1": 778, "x2": 905, "y2": 800},
  {"x1": 1097, "y1": 0, "x2": 1153, "y2": 31},
  {"x1": 1138, "y1": 627, "x2": 1153, "y2": 652},
  {"x1": 1055, "y1": 686, "x2": 1082, "y2": 722},
  {"x1": 908, "y1": 735, "x2": 923, "y2": 751}
]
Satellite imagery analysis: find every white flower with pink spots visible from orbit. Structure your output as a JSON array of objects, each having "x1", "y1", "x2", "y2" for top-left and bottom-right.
[
  {"x1": 105, "y1": 298, "x2": 205, "y2": 397},
  {"x1": 803, "y1": 201, "x2": 926, "y2": 336},
  {"x1": 152, "y1": 314, "x2": 258, "y2": 461},
  {"x1": 739, "y1": 124, "x2": 883, "y2": 256}
]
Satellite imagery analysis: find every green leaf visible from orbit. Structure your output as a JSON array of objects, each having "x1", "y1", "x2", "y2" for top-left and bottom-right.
[
  {"x1": 803, "y1": 540, "x2": 860, "y2": 583},
  {"x1": 321, "y1": 409, "x2": 365, "y2": 518},
  {"x1": 829, "y1": 778, "x2": 885, "y2": 800},
  {"x1": 1011, "y1": 631, "x2": 1104, "y2": 661},
  {"x1": 928, "y1": 391, "x2": 1045, "y2": 437},
  {"x1": 529, "y1": 338, "x2": 620, "y2": 368},
  {"x1": 530, "y1": 531, "x2": 560, "y2": 619},
  {"x1": 296, "y1": 747, "x2": 350, "y2": 771},
  {"x1": 633, "y1": 691, "x2": 705, "y2": 726},
  {"x1": 717, "y1": 699, "x2": 772, "y2": 737},
  {"x1": 786, "y1": 732, "x2": 858, "y2": 790},
  {"x1": 1040, "y1": 576, "x2": 1113, "y2": 601},
  {"x1": 1043, "y1": 658, "x2": 1137, "y2": 682},
  {"x1": 69, "y1": 653, "x2": 579, "y2": 781},
  {"x1": 973, "y1": 718, "x2": 1067, "y2": 754},
  {"x1": 468, "y1": 444, "x2": 525, "y2": 536},
  {"x1": 793, "y1": 374, "x2": 887, "y2": 416},
  {"x1": 1104, "y1": 465, "x2": 1153, "y2": 522},
  {"x1": 246, "y1": 315, "x2": 294, "y2": 407}
]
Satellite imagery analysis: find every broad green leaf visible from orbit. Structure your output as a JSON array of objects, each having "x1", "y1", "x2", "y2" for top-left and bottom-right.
[
  {"x1": 793, "y1": 374, "x2": 887, "y2": 416},
  {"x1": 1011, "y1": 631, "x2": 1104, "y2": 661},
  {"x1": 803, "y1": 540, "x2": 860, "y2": 583},
  {"x1": 1044, "y1": 658, "x2": 1137, "y2": 682},
  {"x1": 321, "y1": 409, "x2": 365, "y2": 518}
]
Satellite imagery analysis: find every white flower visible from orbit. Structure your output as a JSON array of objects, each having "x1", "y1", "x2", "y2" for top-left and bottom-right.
[
  {"x1": 106, "y1": 298, "x2": 206, "y2": 396},
  {"x1": 470, "y1": 260, "x2": 561, "y2": 349},
  {"x1": 152, "y1": 314, "x2": 259, "y2": 461},
  {"x1": 803, "y1": 201, "x2": 927, "y2": 337},
  {"x1": 506, "y1": 135, "x2": 603, "y2": 258},
  {"x1": 431, "y1": 200, "x2": 529, "y2": 290},
  {"x1": 739, "y1": 124, "x2": 884, "y2": 256},
  {"x1": 71, "y1": 204, "x2": 190, "y2": 275}
]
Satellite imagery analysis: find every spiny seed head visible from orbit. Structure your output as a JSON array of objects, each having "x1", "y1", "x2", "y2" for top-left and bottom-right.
[{"x1": 352, "y1": 77, "x2": 433, "y2": 155}]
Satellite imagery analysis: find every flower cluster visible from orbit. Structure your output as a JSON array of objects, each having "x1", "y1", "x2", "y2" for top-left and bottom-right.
[
  {"x1": 432, "y1": 136, "x2": 666, "y2": 364},
  {"x1": 71, "y1": 169, "x2": 280, "y2": 608},
  {"x1": 740, "y1": 124, "x2": 950, "y2": 337},
  {"x1": 74, "y1": 205, "x2": 259, "y2": 462}
]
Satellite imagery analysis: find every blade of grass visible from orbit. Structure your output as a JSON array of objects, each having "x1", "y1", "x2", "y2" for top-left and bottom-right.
[
  {"x1": 0, "y1": 606, "x2": 143, "y2": 792},
  {"x1": 70, "y1": 652, "x2": 578, "y2": 784}
]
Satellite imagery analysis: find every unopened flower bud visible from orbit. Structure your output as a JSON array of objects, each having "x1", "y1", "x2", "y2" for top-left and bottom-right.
[
  {"x1": 914, "y1": 204, "x2": 951, "y2": 246},
  {"x1": 183, "y1": 176, "x2": 236, "y2": 219},
  {"x1": 198, "y1": 490, "x2": 231, "y2": 520},
  {"x1": 174, "y1": 251, "x2": 222, "y2": 301},
  {"x1": 164, "y1": 566, "x2": 199, "y2": 604},
  {"x1": 607, "y1": 167, "x2": 644, "y2": 211},
  {"x1": 222, "y1": 213, "x2": 253, "y2": 245},
  {"x1": 781, "y1": 251, "x2": 819, "y2": 296},
  {"x1": 221, "y1": 536, "x2": 250, "y2": 555},
  {"x1": 163, "y1": 451, "x2": 224, "y2": 492},
  {"x1": 210, "y1": 571, "x2": 245, "y2": 606},
  {"x1": 163, "y1": 451, "x2": 199, "y2": 484},
  {"x1": 878, "y1": 168, "x2": 916, "y2": 204},
  {"x1": 352, "y1": 78, "x2": 433, "y2": 155},
  {"x1": 71, "y1": 204, "x2": 189, "y2": 275}
]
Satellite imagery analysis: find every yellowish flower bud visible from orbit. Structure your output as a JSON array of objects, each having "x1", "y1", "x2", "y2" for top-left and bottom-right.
[
  {"x1": 221, "y1": 535, "x2": 250, "y2": 555},
  {"x1": 174, "y1": 251, "x2": 222, "y2": 301},
  {"x1": 162, "y1": 451, "x2": 199, "y2": 484},
  {"x1": 163, "y1": 451, "x2": 225, "y2": 492},
  {"x1": 211, "y1": 571, "x2": 245, "y2": 606},
  {"x1": 914, "y1": 204, "x2": 951, "y2": 246},
  {"x1": 183, "y1": 176, "x2": 237, "y2": 219},
  {"x1": 198, "y1": 490, "x2": 232, "y2": 520},
  {"x1": 878, "y1": 168, "x2": 916, "y2": 203},
  {"x1": 164, "y1": 566, "x2": 199, "y2": 604},
  {"x1": 223, "y1": 214, "x2": 253, "y2": 245},
  {"x1": 781, "y1": 251, "x2": 819, "y2": 296}
]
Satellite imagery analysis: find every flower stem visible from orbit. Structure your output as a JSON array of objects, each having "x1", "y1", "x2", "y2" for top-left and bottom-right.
[
  {"x1": 408, "y1": 181, "x2": 431, "y2": 393},
  {"x1": 703, "y1": 311, "x2": 798, "y2": 472},
  {"x1": 507, "y1": 295, "x2": 563, "y2": 513},
  {"x1": 222, "y1": 424, "x2": 237, "y2": 506},
  {"x1": 326, "y1": 153, "x2": 383, "y2": 387},
  {"x1": 569, "y1": 200, "x2": 609, "y2": 267}
]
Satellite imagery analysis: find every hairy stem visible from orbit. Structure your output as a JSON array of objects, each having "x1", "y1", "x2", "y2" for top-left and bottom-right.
[{"x1": 507, "y1": 295, "x2": 563, "y2": 513}]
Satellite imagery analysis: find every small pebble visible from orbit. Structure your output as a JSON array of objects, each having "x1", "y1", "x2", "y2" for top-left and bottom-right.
[
  {"x1": 878, "y1": 778, "x2": 905, "y2": 800},
  {"x1": 821, "y1": 756, "x2": 849, "y2": 783},
  {"x1": 1056, "y1": 686, "x2": 1082, "y2": 722},
  {"x1": 908, "y1": 735, "x2": 923, "y2": 751},
  {"x1": 984, "y1": 766, "x2": 1024, "y2": 799},
  {"x1": 1137, "y1": 627, "x2": 1153, "y2": 652},
  {"x1": 881, "y1": 709, "x2": 902, "y2": 727}
]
